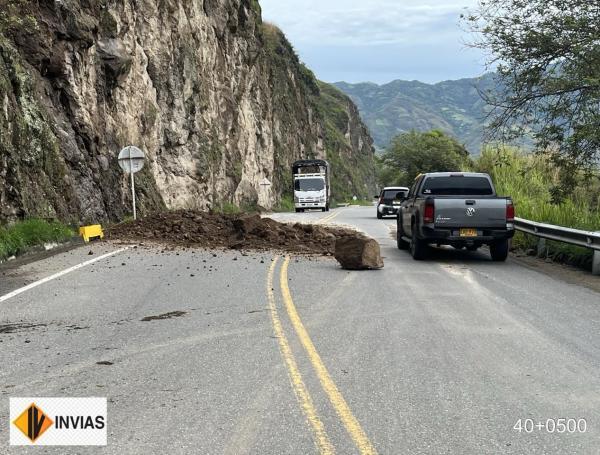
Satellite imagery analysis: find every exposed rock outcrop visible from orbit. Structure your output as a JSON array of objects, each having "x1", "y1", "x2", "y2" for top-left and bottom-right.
[{"x1": 0, "y1": 1, "x2": 375, "y2": 223}]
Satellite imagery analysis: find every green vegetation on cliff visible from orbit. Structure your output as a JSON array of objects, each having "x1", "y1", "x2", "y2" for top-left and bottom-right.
[
  {"x1": 314, "y1": 82, "x2": 376, "y2": 202},
  {"x1": 0, "y1": 36, "x2": 78, "y2": 222},
  {"x1": 0, "y1": 0, "x2": 36, "y2": 34}
]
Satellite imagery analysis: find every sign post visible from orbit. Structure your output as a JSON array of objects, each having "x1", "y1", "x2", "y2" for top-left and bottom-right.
[{"x1": 118, "y1": 146, "x2": 145, "y2": 220}]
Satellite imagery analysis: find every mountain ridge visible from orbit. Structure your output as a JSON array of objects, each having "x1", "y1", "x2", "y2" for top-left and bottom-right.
[{"x1": 334, "y1": 74, "x2": 497, "y2": 153}]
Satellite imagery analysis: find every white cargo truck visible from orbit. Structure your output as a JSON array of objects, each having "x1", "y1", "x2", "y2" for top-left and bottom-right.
[{"x1": 292, "y1": 160, "x2": 330, "y2": 212}]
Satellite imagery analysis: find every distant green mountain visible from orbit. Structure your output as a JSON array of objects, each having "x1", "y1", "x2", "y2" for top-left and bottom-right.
[{"x1": 334, "y1": 74, "x2": 498, "y2": 154}]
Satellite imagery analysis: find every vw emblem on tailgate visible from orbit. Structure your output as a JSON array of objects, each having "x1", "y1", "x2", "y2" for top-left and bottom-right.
[{"x1": 466, "y1": 207, "x2": 476, "y2": 217}]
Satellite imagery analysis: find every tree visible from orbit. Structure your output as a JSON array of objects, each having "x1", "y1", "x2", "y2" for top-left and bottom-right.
[
  {"x1": 378, "y1": 130, "x2": 470, "y2": 187},
  {"x1": 464, "y1": 0, "x2": 600, "y2": 198}
]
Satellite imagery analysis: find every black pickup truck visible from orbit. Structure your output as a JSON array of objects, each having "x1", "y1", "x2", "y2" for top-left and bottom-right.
[{"x1": 397, "y1": 172, "x2": 515, "y2": 261}]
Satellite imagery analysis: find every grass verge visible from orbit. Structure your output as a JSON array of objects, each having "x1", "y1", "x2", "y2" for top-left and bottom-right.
[
  {"x1": 273, "y1": 195, "x2": 295, "y2": 213},
  {"x1": 0, "y1": 219, "x2": 74, "y2": 261},
  {"x1": 346, "y1": 199, "x2": 375, "y2": 206}
]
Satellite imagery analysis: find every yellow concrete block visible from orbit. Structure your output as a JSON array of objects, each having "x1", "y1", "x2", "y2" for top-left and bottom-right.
[{"x1": 79, "y1": 225, "x2": 104, "y2": 242}]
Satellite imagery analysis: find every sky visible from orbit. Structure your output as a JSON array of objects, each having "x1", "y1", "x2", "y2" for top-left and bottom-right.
[{"x1": 259, "y1": 0, "x2": 486, "y2": 85}]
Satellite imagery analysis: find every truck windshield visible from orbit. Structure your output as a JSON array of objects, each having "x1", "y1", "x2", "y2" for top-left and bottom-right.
[
  {"x1": 421, "y1": 176, "x2": 494, "y2": 196},
  {"x1": 295, "y1": 178, "x2": 325, "y2": 191}
]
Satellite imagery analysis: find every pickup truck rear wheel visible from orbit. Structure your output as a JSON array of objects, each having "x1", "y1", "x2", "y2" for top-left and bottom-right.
[
  {"x1": 410, "y1": 226, "x2": 427, "y2": 260},
  {"x1": 490, "y1": 240, "x2": 509, "y2": 262},
  {"x1": 377, "y1": 211, "x2": 383, "y2": 219},
  {"x1": 396, "y1": 218, "x2": 409, "y2": 250}
]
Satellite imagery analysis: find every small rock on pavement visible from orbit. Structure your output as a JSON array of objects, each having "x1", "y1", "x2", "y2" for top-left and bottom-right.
[{"x1": 334, "y1": 236, "x2": 384, "y2": 270}]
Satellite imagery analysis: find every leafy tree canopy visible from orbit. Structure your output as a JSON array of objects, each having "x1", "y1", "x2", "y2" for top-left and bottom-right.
[
  {"x1": 377, "y1": 130, "x2": 471, "y2": 187},
  {"x1": 464, "y1": 0, "x2": 600, "y2": 198}
]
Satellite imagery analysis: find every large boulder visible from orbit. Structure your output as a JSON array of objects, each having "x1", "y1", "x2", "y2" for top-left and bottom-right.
[{"x1": 334, "y1": 236, "x2": 384, "y2": 270}]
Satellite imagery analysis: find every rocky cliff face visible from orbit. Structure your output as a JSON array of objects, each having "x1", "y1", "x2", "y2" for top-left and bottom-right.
[{"x1": 0, "y1": 0, "x2": 375, "y2": 223}]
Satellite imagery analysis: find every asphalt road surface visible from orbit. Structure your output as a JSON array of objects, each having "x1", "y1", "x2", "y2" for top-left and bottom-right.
[{"x1": 1, "y1": 206, "x2": 599, "y2": 454}]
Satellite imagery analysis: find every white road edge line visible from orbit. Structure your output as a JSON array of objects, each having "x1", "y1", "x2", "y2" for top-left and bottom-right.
[{"x1": 0, "y1": 247, "x2": 130, "y2": 303}]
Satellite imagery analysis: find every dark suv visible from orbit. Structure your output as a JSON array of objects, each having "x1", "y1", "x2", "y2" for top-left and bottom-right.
[{"x1": 376, "y1": 187, "x2": 409, "y2": 219}]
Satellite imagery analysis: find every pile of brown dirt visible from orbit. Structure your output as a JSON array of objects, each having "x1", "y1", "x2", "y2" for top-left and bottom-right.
[{"x1": 106, "y1": 211, "x2": 362, "y2": 256}]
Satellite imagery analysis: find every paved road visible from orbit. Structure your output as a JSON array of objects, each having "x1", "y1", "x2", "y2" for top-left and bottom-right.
[{"x1": 1, "y1": 206, "x2": 599, "y2": 454}]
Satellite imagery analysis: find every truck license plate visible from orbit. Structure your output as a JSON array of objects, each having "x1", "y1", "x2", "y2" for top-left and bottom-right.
[{"x1": 460, "y1": 228, "x2": 477, "y2": 237}]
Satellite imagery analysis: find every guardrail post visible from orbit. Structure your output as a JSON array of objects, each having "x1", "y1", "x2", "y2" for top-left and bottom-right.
[
  {"x1": 593, "y1": 250, "x2": 600, "y2": 276},
  {"x1": 536, "y1": 238, "x2": 547, "y2": 258}
]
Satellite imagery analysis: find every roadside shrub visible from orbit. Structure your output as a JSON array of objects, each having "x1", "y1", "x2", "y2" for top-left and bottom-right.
[
  {"x1": 474, "y1": 147, "x2": 600, "y2": 268},
  {"x1": 274, "y1": 195, "x2": 295, "y2": 213},
  {"x1": 214, "y1": 202, "x2": 261, "y2": 215},
  {"x1": 0, "y1": 219, "x2": 73, "y2": 260}
]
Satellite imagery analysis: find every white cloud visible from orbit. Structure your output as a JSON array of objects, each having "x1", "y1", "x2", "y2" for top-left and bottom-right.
[
  {"x1": 260, "y1": 0, "x2": 475, "y2": 45},
  {"x1": 258, "y1": 0, "x2": 484, "y2": 83}
]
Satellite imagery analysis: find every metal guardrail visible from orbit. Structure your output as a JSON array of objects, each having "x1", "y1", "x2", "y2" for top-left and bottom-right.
[{"x1": 514, "y1": 217, "x2": 600, "y2": 275}]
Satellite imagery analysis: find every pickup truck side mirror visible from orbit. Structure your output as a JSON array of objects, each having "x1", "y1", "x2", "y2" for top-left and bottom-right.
[{"x1": 374, "y1": 195, "x2": 380, "y2": 199}]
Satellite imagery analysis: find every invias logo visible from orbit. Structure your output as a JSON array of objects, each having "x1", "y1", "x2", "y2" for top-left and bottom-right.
[
  {"x1": 12, "y1": 403, "x2": 53, "y2": 443},
  {"x1": 10, "y1": 397, "x2": 107, "y2": 446}
]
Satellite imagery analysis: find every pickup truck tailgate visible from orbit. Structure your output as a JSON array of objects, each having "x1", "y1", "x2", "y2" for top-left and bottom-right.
[{"x1": 434, "y1": 198, "x2": 507, "y2": 228}]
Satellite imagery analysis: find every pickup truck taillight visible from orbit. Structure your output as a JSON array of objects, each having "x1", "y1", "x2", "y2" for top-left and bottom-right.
[
  {"x1": 423, "y1": 201, "x2": 435, "y2": 223},
  {"x1": 506, "y1": 200, "x2": 515, "y2": 222},
  {"x1": 379, "y1": 196, "x2": 384, "y2": 204}
]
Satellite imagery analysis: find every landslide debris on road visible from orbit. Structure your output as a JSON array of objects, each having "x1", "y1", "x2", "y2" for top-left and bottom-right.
[
  {"x1": 107, "y1": 210, "x2": 383, "y2": 270},
  {"x1": 106, "y1": 211, "x2": 383, "y2": 269}
]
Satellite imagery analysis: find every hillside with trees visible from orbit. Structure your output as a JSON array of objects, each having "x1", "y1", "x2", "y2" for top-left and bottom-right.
[{"x1": 335, "y1": 75, "x2": 498, "y2": 153}]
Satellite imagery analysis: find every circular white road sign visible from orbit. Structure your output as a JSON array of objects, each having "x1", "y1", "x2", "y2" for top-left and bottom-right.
[{"x1": 118, "y1": 146, "x2": 145, "y2": 174}]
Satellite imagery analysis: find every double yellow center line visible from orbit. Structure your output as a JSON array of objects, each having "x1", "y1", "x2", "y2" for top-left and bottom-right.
[
  {"x1": 267, "y1": 258, "x2": 335, "y2": 454},
  {"x1": 317, "y1": 209, "x2": 342, "y2": 225},
  {"x1": 267, "y1": 256, "x2": 378, "y2": 455}
]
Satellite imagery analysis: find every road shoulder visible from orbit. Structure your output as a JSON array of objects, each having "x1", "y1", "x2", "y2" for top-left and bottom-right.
[{"x1": 511, "y1": 254, "x2": 600, "y2": 294}]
